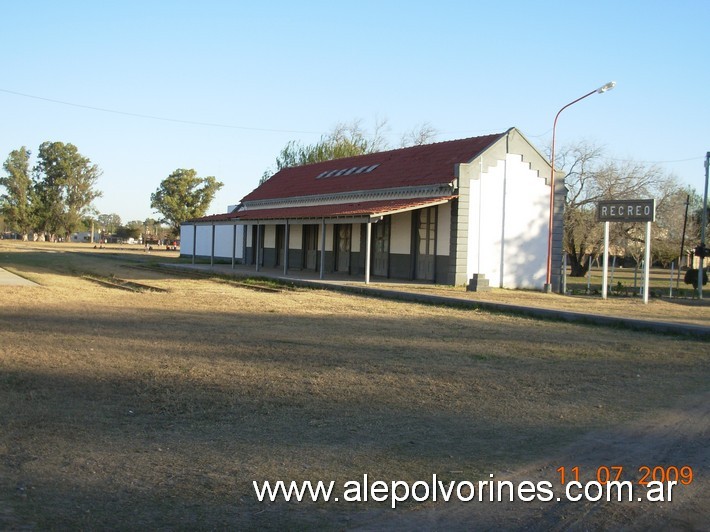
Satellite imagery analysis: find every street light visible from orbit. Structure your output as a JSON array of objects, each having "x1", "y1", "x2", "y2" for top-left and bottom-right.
[
  {"x1": 544, "y1": 81, "x2": 616, "y2": 293},
  {"x1": 699, "y1": 152, "x2": 710, "y2": 299}
]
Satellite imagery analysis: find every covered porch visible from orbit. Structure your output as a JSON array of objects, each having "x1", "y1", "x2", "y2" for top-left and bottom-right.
[{"x1": 185, "y1": 196, "x2": 455, "y2": 284}]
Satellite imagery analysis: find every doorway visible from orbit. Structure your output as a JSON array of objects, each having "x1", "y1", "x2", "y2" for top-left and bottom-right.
[
  {"x1": 415, "y1": 207, "x2": 436, "y2": 281},
  {"x1": 303, "y1": 224, "x2": 318, "y2": 271},
  {"x1": 275, "y1": 225, "x2": 285, "y2": 266},
  {"x1": 251, "y1": 225, "x2": 264, "y2": 266},
  {"x1": 372, "y1": 218, "x2": 390, "y2": 277},
  {"x1": 334, "y1": 224, "x2": 351, "y2": 273}
]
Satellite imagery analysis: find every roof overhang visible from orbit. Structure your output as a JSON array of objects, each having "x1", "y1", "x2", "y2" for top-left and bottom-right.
[{"x1": 186, "y1": 196, "x2": 456, "y2": 225}]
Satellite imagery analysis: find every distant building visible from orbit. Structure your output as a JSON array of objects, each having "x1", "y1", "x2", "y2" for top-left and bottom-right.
[
  {"x1": 70, "y1": 231, "x2": 101, "y2": 243},
  {"x1": 181, "y1": 128, "x2": 564, "y2": 290}
]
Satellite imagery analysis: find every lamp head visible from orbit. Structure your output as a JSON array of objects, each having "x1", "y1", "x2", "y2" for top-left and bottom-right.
[{"x1": 597, "y1": 81, "x2": 616, "y2": 94}]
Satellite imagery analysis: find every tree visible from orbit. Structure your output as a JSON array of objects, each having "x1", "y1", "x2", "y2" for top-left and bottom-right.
[
  {"x1": 117, "y1": 220, "x2": 144, "y2": 240},
  {"x1": 0, "y1": 147, "x2": 35, "y2": 240},
  {"x1": 260, "y1": 119, "x2": 437, "y2": 184},
  {"x1": 399, "y1": 122, "x2": 438, "y2": 148},
  {"x1": 97, "y1": 213, "x2": 122, "y2": 235},
  {"x1": 142, "y1": 218, "x2": 169, "y2": 242},
  {"x1": 33, "y1": 141, "x2": 102, "y2": 239},
  {"x1": 273, "y1": 120, "x2": 382, "y2": 172},
  {"x1": 689, "y1": 193, "x2": 709, "y2": 246},
  {"x1": 556, "y1": 141, "x2": 683, "y2": 276},
  {"x1": 150, "y1": 169, "x2": 223, "y2": 235},
  {"x1": 652, "y1": 187, "x2": 700, "y2": 267}
]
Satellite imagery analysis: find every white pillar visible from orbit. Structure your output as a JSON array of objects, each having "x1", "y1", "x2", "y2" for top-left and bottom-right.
[
  {"x1": 192, "y1": 225, "x2": 196, "y2": 264},
  {"x1": 284, "y1": 220, "x2": 289, "y2": 276},
  {"x1": 319, "y1": 218, "x2": 326, "y2": 280},
  {"x1": 602, "y1": 221, "x2": 609, "y2": 299},
  {"x1": 255, "y1": 224, "x2": 261, "y2": 272},
  {"x1": 231, "y1": 224, "x2": 236, "y2": 269},
  {"x1": 643, "y1": 221, "x2": 651, "y2": 304},
  {"x1": 210, "y1": 224, "x2": 215, "y2": 267},
  {"x1": 365, "y1": 221, "x2": 372, "y2": 284}
]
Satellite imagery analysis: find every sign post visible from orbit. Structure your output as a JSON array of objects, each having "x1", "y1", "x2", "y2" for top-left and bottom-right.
[
  {"x1": 597, "y1": 199, "x2": 656, "y2": 303},
  {"x1": 643, "y1": 220, "x2": 652, "y2": 304},
  {"x1": 602, "y1": 221, "x2": 609, "y2": 299}
]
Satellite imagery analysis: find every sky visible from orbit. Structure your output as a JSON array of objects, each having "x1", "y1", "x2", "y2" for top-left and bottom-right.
[{"x1": 1, "y1": 0, "x2": 709, "y2": 223}]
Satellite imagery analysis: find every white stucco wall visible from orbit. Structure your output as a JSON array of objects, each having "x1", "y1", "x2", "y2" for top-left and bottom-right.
[
  {"x1": 468, "y1": 154, "x2": 549, "y2": 289},
  {"x1": 214, "y1": 225, "x2": 230, "y2": 258},
  {"x1": 350, "y1": 223, "x2": 360, "y2": 252},
  {"x1": 469, "y1": 161, "x2": 504, "y2": 286},
  {"x1": 194, "y1": 225, "x2": 213, "y2": 257},
  {"x1": 500, "y1": 155, "x2": 548, "y2": 288},
  {"x1": 390, "y1": 212, "x2": 411, "y2": 254},
  {"x1": 263, "y1": 225, "x2": 275, "y2": 248},
  {"x1": 288, "y1": 224, "x2": 302, "y2": 249},
  {"x1": 213, "y1": 224, "x2": 244, "y2": 259},
  {"x1": 180, "y1": 223, "x2": 244, "y2": 259},
  {"x1": 179, "y1": 225, "x2": 194, "y2": 255},
  {"x1": 436, "y1": 203, "x2": 451, "y2": 256}
]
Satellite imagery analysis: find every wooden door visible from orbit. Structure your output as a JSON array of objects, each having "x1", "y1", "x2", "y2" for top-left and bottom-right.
[
  {"x1": 304, "y1": 225, "x2": 318, "y2": 271},
  {"x1": 373, "y1": 218, "x2": 390, "y2": 277},
  {"x1": 251, "y1": 225, "x2": 264, "y2": 266},
  {"x1": 335, "y1": 224, "x2": 351, "y2": 273},
  {"x1": 275, "y1": 225, "x2": 284, "y2": 266}
]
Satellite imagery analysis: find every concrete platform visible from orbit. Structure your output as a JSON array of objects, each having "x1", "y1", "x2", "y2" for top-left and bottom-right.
[{"x1": 0, "y1": 267, "x2": 38, "y2": 286}]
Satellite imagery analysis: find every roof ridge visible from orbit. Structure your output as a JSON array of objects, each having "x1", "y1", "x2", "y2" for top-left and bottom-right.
[
  {"x1": 242, "y1": 129, "x2": 516, "y2": 203},
  {"x1": 277, "y1": 130, "x2": 510, "y2": 171}
]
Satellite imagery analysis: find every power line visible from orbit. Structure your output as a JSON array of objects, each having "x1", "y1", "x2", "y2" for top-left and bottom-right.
[
  {"x1": 606, "y1": 155, "x2": 704, "y2": 165},
  {"x1": 0, "y1": 88, "x2": 321, "y2": 135}
]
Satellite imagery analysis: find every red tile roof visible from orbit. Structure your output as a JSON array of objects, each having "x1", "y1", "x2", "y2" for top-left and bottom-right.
[
  {"x1": 242, "y1": 131, "x2": 507, "y2": 202},
  {"x1": 235, "y1": 196, "x2": 456, "y2": 221},
  {"x1": 187, "y1": 212, "x2": 238, "y2": 223},
  {"x1": 187, "y1": 196, "x2": 456, "y2": 223}
]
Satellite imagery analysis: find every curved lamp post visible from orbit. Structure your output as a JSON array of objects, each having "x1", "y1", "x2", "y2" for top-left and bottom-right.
[{"x1": 544, "y1": 81, "x2": 616, "y2": 293}]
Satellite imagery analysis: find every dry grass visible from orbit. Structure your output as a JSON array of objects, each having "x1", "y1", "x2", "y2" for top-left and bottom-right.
[
  {"x1": 1, "y1": 242, "x2": 709, "y2": 529},
  {"x1": 372, "y1": 281, "x2": 710, "y2": 328}
]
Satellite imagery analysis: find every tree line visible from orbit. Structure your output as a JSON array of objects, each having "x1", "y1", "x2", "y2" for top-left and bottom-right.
[
  {"x1": 0, "y1": 142, "x2": 101, "y2": 241},
  {"x1": 0, "y1": 142, "x2": 223, "y2": 242}
]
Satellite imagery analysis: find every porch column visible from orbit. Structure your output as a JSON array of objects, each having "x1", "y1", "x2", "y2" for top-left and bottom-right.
[
  {"x1": 283, "y1": 220, "x2": 289, "y2": 276},
  {"x1": 433, "y1": 205, "x2": 439, "y2": 282},
  {"x1": 231, "y1": 223, "x2": 237, "y2": 269},
  {"x1": 365, "y1": 221, "x2": 372, "y2": 284},
  {"x1": 242, "y1": 226, "x2": 247, "y2": 264},
  {"x1": 319, "y1": 218, "x2": 326, "y2": 280},
  {"x1": 192, "y1": 225, "x2": 196, "y2": 264},
  {"x1": 255, "y1": 223, "x2": 261, "y2": 272},
  {"x1": 210, "y1": 224, "x2": 215, "y2": 267}
]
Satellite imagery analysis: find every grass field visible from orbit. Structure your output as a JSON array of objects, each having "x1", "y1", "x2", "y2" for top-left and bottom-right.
[{"x1": 1, "y1": 242, "x2": 709, "y2": 529}]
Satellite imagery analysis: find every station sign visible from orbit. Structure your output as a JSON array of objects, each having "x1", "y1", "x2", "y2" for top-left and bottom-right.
[{"x1": 596, "y1": 199, "x2": 655, "y2": 223}]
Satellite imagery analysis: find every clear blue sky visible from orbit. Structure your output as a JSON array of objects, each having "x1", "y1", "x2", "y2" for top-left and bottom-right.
[{"x1": 1, "y1": 0, "x2": 708, "y2": 223}]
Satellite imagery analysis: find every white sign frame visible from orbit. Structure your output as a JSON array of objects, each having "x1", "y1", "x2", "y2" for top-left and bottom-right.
[{"x1": 599, "y1": 199, "x2": 654, "y2": 304}]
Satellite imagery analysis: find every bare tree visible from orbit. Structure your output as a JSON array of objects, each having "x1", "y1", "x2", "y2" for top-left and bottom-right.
[
  {"x1": 557, "y1": 141, "x2": 683, "y2": 276},
  {"x1": 651, "y1": 186, "x2": 700, "y2": 267},
  {"x1": 260, "y1": 118, "x2": 421, "y2": 184},
  {"x1": 400, "y1": 122, "x2": 438, "y2": 147}
]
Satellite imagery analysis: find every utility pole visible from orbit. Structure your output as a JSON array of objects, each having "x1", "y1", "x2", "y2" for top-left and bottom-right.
[
  {"x1": 676, "y1": 194, "x2": 689, "y2": 290},
  {"x1": 699, "y1": 152, "x2": 709, "y2": 299}
]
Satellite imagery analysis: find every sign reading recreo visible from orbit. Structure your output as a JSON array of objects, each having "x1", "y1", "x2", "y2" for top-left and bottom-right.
[{"x1": 596, "y1": 199, "x2": 656, "y2": 223}]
